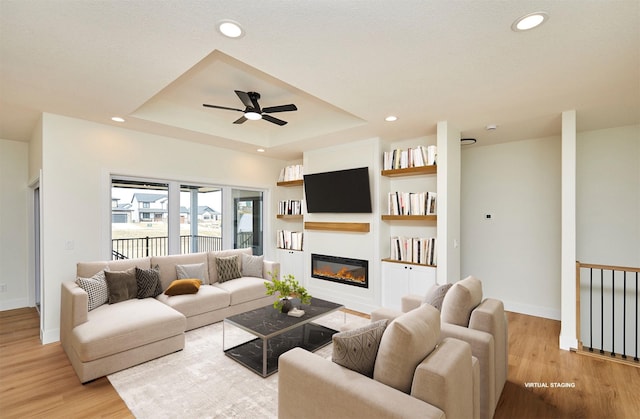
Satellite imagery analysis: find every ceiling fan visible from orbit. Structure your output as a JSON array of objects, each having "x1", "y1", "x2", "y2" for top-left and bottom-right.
[{"x1": 203, "y1": 90, "x2": 297, "y2": 126}]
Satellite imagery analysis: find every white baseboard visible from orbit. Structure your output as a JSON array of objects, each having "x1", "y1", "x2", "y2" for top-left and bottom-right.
[
  {"x1": 503, "y1": 300, "x2": 561, "y2": 321},
  {"x1": 41, "y1": 327, "x2": 60, "y2": 345},
  {"x1": 559, "y1": 334, "x2": 578, "y2": 351},
  {"x1": 0, "y1": 297, "x2": 30, "y2": 312}
]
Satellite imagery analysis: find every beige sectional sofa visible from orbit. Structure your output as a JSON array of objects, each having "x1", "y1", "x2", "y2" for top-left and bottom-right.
[{"x1": 60, "y1": 247, "x2": 278, "y2": 383}]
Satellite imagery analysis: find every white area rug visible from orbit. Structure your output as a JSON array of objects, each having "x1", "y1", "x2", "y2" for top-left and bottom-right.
[{"x1": 108, "y1": 311, "x2": 368, "y2": 418}]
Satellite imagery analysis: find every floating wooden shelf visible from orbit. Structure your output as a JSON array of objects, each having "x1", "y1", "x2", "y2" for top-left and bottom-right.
[
  {"x1": 304, "y1": 222, "x2": 370, "y2": 233},
  {"x1": 381, "y1": 258, "x2": 437, "y2": 268},
  {"x1": 276, "y1": 214, "x2": 303, "y2": 219},
  {"x1": 381, "y1": 165, "x2": 437, "y2": 177},
  {"x1": 276, "y1": 179, "x2": 304, "y2": 187},
  {"x1": 382, "y1": 214, "x2": 437, "y2": 221}
]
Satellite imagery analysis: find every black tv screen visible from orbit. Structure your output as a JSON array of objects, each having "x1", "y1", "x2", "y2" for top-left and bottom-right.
[{"x1": 303, "y1": 167, "x2": 372, "y2": 213}]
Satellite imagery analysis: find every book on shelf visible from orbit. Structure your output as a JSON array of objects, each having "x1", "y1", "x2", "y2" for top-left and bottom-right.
[
  {"x1": 277, "y1": 230, "x2": 303, "y2": 251},
  {"x1": 387, "y1": 191, "x2": 437, "y2": 216},
  {"x1": 383, "y1": 145, "x2": 437, "y2": 170},
  {"x1": 278, "y1": 164, "x2": 304, "y2": 182},
  {"x1": 389, "y1": 236, "x2": 436, "y2": 265},
  {"x1": 278, "y1": 200, "x2": 303, "y2": 215}
]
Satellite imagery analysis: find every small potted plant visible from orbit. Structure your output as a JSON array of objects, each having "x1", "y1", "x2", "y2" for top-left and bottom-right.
[{"x1": 265, "y1": 272, "x2": 311, "y2": 313}]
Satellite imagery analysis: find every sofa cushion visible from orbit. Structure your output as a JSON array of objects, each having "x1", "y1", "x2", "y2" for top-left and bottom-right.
[
  {"x1": 423, "y1": 283, "x2": 453, "y2": 311},
  {"x1": 152, "y1": 253, "x2": 210, "y2": 290},
  {"x1": 216, "y1": 255, "x2": 242, "y2": 283},
  {"x1": 76, "y1": 270, "x2": 109, "y2": 311},
  {"x1": 373, "y1": 304, "x2": 440, "y2": 393},
  {"x1": 213, "y1": 277, "x2": 268, "y2": 305},
  {"x1": 157, "y1": 284, "x2": 231, "y2": 317},
  {"x1": 176, "y1": 263, "x2": 207, "y2": 284},
  {"x1": 164, "y1": 279, "x2": 201, "y2": 296},
  {"x1": 332, "y1": 319, "x2": 389, "y2": 377},
  {"x1": 241, "y1": 253, "x2": 264, "y2": 278},
  {"x1": 71, "y1": 297, "x2": 186, "y2": 362},
  {"x1": 441, "y1": 276, "x2": 483, "y2": 327},
  {"x1": 136, "y1": 265, "x2": 163, "y2": 299},
  {"x1": 208, "y1": 248, "x2": 252, "y2": 283},
  {"x1": 105, "y1": 267, "x2": 137, "y2": 304}
]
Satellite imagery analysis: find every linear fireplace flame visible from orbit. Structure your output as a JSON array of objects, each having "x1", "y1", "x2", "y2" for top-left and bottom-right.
[{"x1": 311, "y1": 253, "x2": 368, "y2": 288}]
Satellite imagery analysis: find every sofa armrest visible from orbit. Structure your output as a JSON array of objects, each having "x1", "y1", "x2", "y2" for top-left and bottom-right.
[
  {"x1": 278, "y1": 347, "x2": 445, "y2": 419},
  {"x1": 401, "y1": 294, "x2": 423, "y2": 312},
  {"x1": 60, "y1": 281, "x2": 88, "y2": 348},
  {"x1": 370, "y1": 307, "x2": 403, "y2": 323},
  {"x1": 469, "y1": 298, "x2": 508, "y2": 400},
  {"x1": 411, "y1": 337, "x2": 479, "y2": 419},
  {"x1": 262, "y1": 260, "x2": 280, "y2": 280},
  {"x1": 441, "y1": 323, "x2": 496, "y2": 419}
]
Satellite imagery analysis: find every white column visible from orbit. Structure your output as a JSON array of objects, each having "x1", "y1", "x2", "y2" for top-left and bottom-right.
[
  {"x1": 559, "y1": 110, "x2": 578, "y2": 350},
  {"x1": 437, "y1": 121, "x2": 461, "y2": 284}
]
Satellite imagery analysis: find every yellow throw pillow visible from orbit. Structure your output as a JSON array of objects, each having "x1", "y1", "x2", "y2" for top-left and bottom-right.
[{"x1": 164, "y1": 279, "x2": 201, "y2": 296}]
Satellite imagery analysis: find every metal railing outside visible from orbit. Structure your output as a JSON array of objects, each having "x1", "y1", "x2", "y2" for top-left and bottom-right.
[{"x1": 112, "y1": 235, "x2": 223, "y2": 259}]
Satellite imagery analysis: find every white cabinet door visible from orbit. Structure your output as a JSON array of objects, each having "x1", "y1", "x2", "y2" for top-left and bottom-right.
[
  {"x1": 381, "y1": 262, "x2": 410, "y2": 311},
  {"x1": 277, "y1": 249, "x2": 305, "y2": 282},
  {"x1": 408, "y1": 264, "x2": 436, "y2": 296},
  {"x1": 382, "y1": 262, "x2": 436, "y2": 311}
]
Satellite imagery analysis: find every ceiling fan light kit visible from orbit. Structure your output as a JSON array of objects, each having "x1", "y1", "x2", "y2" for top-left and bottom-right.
[{"x1": 203, "y1": 90, "x2": 297, "y2": 126}]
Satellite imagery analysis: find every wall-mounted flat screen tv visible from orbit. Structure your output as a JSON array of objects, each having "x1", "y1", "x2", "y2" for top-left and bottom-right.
[{"x1": 303, "y1": 167, "x2": 372, "y2": 213}]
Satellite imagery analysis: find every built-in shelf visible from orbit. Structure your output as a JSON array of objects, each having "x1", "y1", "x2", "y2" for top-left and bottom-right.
[
  {"x1": 381, "y1": 165, "x2": 437, "y2": 177},
  {"x1": 381, "y1": 258, "x2": 437, "y2": 268},
  {"x1": 277, "y1": 214, "x2": 303, "y2": 219},
  {"x1": 304, "y1": 222, "x2": 370, "y2": 233},
  {"x1": 276, "y1": 179, "x2": 304, "y2": 187},
  {"x1": 381, "y1": 214, "x2": 437, "y2": 221}
]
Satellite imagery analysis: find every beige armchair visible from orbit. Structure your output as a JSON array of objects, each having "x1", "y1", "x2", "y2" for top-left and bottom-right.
[
  {"x1": 279, "y1": 304, "x2": 480, "y2": 419},
  {"x1": 379, "y1": 276, "x2": 508, "y2": 419}
]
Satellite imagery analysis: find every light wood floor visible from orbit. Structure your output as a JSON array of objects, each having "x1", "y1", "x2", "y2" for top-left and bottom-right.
[{"x1": 1, "y1": 307, "x2": 639, "y2": 418}]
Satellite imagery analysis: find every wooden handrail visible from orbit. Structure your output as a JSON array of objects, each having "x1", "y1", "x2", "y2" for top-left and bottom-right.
[{"x1": 577, "y1": 262, "x2": 640, "y2": 273}]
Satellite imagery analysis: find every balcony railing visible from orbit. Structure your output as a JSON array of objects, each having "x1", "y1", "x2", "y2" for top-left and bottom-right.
[{"x1": 112, "y1": 235, "x2": 223, "y2": 260}]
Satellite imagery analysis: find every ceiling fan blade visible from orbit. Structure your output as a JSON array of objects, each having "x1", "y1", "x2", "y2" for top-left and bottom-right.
[
  {"x1": 262, "y1": 104, "x2": 298, "y2": 113},
  {"x1": 262, "y1": 114, "x2": 287, "y2": 126},
  {"x1": 203, "y1": 104, "x2": 244, "y2": 112},
  {"x1": 234, "y1": 90, "x2": 253, "y2": 109},
  {"x1": 233, "y1": 116, "x2": 248, "y2": 124}
]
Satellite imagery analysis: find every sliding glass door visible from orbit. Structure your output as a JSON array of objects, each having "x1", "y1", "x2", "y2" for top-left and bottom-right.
[{"x1": 233, "y1": 189, "x2": 263, "y2": 255}]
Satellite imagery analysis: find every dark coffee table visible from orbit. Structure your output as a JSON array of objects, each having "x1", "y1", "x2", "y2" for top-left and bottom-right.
[{"x1": 223, "y1": 297, "x2": 344, "y2": 377}]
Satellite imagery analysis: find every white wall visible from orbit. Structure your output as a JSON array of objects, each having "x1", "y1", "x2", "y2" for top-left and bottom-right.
[
  {"x1": 577, "y1": 125, "x2": 640, "y2": 266},
  {"x1": 576, "y1": 124, "x2": 639, "y2": 352},
  {"x1": 39, "y1": 114, "x2": 287, "y2": 343},
  {"x1": 461, "y1": 135, "x2": 562, "y2": 319},
  {"x1": 0, "y1": 139, "x2": 30, "y2": 310}
]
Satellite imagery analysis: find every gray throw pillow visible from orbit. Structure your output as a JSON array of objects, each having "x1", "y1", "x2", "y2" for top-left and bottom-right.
[
  {"x1": 105, "y1": 267, "x2": 137, "y2": 304},
  {"x1": 136, "y1": 265, "x2": 163, "y2": 298},
  {"x1": 76, "y1": 270, "x2": 109, "y2": 311},
  {"x1": 216, "y1": 255, "x2": 242, "y2": 283},
  {"x1": 332, "y1": 319, "x2": 389, "y2": 377},
  {"x1": 176, "y1": 262, "x2": 207, "y2": 284},
  {"x1": 241, "y1": 253, "x2": 263, "y2": 278},
  {"x1": 423, "y1": 283, "x2": 453, "y2": 311}
]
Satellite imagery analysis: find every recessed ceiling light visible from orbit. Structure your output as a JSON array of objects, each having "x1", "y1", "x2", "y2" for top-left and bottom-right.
[
  {"x1": 111, "y1": 117, "x2": 125, "y2": 122},
  {"x1": 486, "y1": 124, "x2": 498, "y2": 131},
  {"x1": 511, "y1": 11, "x2": 549, "y2": 32},
  {"x1": 257, "y1": 148, "x2": 265, "y2": 153},
  {"x1": 217, "y1": 20, "x2": 244, "y2": 38},
  {"x1": 385, "y1": 115, "x2": 398, "y2": 122},
  {"x1": 244, "y1": 111, "x2": 262, "y2": 121},
  {"x1": 461, "y1": 138, "x2": 477, "y2": 145}
]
